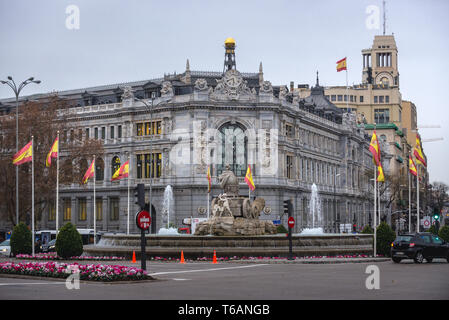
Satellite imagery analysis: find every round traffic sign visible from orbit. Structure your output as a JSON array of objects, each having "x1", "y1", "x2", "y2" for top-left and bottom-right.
[
  {"x1": 136, "y1": 210, "x2": 151, "y2": 230},
  {"x1": 288, "y1": 217, "x2": 295, "y2": 228},
  {"x1": 423, "y1": 219, "x2": 430, "y2": 228}
]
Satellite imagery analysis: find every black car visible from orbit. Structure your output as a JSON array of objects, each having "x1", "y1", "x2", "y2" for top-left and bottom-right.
[
  {"x1": 40, "y1": 239, "x2": 56, "y2": 253},
  {"x1": 391, "y1": 232, "x2": 449, "y2": 263}
]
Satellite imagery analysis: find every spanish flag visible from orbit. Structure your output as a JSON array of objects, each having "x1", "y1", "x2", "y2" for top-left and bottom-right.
[
  {"x1": 336, "y1": 57, "x2": 347, "y2": 72},
  {"x1": 369, "y1": 131, "x2": 381, "y2": 167},
  {"x1": 409, "y1": 155, "x2": 417, "y2": 177},
  {"x1": 413, "y1": 134, "x2": 427, "y2": 167},
  {"x1": 82, "y1": 160, "x2": 95, "y2": 184},
  {"x1": 12, "y1": 140, "x2": 33, "y2": 165},
  {"x1": 244, "y1": 165, "x2": 255, "y2": 191},
  {"x1": 377, "y1": 163, "x2": 385, "y2": 182},
  {"x1": 111, "y1": 160, "x2": 129, "y2": 181},
  {"x1": 46, "y1": 137, "x2": 58, "y2": 167},
  {"x1": 207, "y1": 166, "x2": 212, "y2": 193}
]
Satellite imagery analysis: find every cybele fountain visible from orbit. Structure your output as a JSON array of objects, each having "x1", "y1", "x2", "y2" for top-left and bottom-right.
[{"x1": 87, "y1": 168, "x2": 372, "y2": 259}]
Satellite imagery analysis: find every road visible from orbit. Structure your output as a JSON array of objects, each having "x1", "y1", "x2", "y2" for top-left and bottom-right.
[{"x1": 0, "y1": 259, "x2": 448, "y2": 300}]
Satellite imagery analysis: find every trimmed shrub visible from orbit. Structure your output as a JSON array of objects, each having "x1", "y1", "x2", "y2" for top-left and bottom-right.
[
  {"x1": 361, "y1": 225, "x2": 374, "y2": 234},
  {"x1": 56, "y1": 223, "x2": 83, "y2": 259},
  {"x1": 438, "y1": 225, "x2": 449, "y2": 243},
  {"x1": 277, "y1": 225, "x2": 288, "y2": 234},
  {"x1": 428, "y1": 225, "x2": 438, "y2": 235},
  {"x1": 376, "y1": 222, "x2": 396, "y2": 257},
  {"x1": 10, "y1": 222, "x2": 32, "y2": 256}
]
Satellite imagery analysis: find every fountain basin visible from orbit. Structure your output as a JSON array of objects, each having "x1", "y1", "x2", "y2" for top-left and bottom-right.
[{"x1": 84, "y1": 233, "x2": 373, "y2": 259}]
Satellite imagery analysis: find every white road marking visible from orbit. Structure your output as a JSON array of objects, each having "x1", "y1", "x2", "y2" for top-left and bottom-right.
[
  {"x1": 150, "y1": 264, "x2": 269, "y2": 276},
  {"x1": 171, "y1": 278, "x2": 191, "y2": 281},
  {"x1": 0, "y1": 282, "x2": 66, "y2": 286}
]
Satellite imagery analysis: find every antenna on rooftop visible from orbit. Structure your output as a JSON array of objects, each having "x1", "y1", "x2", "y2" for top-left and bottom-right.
[{"x1": 383, "y1": 0, "x2": 387, "y2": 35}]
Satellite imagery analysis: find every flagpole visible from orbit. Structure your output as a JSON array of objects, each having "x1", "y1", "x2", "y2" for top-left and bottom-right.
[
  {"x1": 93, "y1": 155, "x2": 96, "y2": 245},
  {"x1": 31, "y1": 136, "x2": 35, "y2": 257},
  {"x1": 408, "y1": 165, "x2": 411, "y2": 233},
  {"x1": 127, "y1": 154, "x2": 130, "y2": 235},
  {"x1": 378, "y1": 177, "x2": 381, "y2": 224},
  {"x1": 56, "y1": 131, "x2": 59, "y2": 236},
  {"x1": 374, "y1": 164, "x2": 377, "y2": 258},
  {"x1": 345, "y1": 64, "x2": 349, "y2": 111},
  {"x1": 416, "y1": 166, "x2": 420, "y2": 233},
  {"x1": 207, "y1": 192, "x2": 210, "y2": 219}
]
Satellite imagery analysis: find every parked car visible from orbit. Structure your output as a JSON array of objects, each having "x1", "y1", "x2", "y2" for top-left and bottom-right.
[
  {"x1": 0, "y1": 240, "x2": 11, "y2": 257},
  {"x1": 391, "y1": 232, "x2": 449, "y2": 263},
  {"x1": 40, "y1": 239, "x2": 56, "y2": 253}
]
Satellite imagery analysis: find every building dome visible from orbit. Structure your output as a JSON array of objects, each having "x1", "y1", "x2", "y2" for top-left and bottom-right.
[{"x1": 224, "y1": 37, "x2": 236, "y2": 47}]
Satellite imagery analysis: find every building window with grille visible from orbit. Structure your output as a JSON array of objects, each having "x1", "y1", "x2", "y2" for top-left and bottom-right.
[
  {"x1": 137, "y1": 120, "x2": 162, "y2": 136},
  {"x1": 285, "y1": 123, "x2": 294, "y2": 138},
  {"x1": 286, "y1": 155, "x2": 293, "y2": 179},
  {"x1": 110, "y1": 198, "x2": 119, "y2": 221},
  {"x1": 48, "y1": 203, "x2": 56, "y2": 221},
  {"x1": 96, "y1": 198, "x2": 103, "y2": 221},
  {"x1": 63, "y1": 199, "x2": 71, "y2": 221},
  {"x1": 374, "y1": 109, "x2": 390, "y2": 124},
  {"x1": 78, "y1": 198, "x2": 87, "y2": 221},
  {"x1": 136, "y1": 153, "x2": 162, "y2": 178}
]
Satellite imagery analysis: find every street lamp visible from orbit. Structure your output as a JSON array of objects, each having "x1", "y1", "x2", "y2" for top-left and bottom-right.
[
  {"x1": 334, "y1": 173, "x2": 340, "y2": 233},
  {"x1": 1, "y1": 76, "x2": 41, "y2": 225},
  {"x1": 134, "y1": 95, "x2": 156, "y2": 233}
]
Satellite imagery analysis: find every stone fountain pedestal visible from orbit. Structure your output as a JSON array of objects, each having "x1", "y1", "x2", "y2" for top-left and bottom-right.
[
  {"x1": 84, "y1": 233, "x2": 374, "y2": 259},
  {"x1": 195, "y1": 216, "x2": 277, "y2": 236}
]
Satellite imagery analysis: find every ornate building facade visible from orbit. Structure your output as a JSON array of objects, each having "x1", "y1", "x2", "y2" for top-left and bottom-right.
[{"x1": 0, "y1": 39, "x2": 391, "y2": 234}]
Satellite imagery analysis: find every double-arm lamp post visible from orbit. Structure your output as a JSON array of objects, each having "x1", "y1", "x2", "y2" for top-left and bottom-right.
[
  {"x1": 1, "y1": 76, "x2": 41, "y2": 225},
  {"x1": 134, "y1": 95, "x2": 156, "y2": 232}
]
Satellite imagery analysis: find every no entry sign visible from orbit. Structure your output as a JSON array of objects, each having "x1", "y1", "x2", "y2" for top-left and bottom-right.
[
  {"x1": 288, "y1": 216, "x2": 295, "y2": 228},
  {"x1": 136, "y1": 210, "x2": 151, "y2": 230}
]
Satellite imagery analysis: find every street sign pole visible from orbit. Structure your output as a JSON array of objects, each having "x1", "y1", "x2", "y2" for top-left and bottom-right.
[
  {"x1": 136, "y1": 210, "x2": 151, "y2": 271},
  {"x1": 140, "y1": 228, "x2": 146, "y2": 271},
  {"x1": 287, "y1": 216, "x2": 295, "y2": 261}
]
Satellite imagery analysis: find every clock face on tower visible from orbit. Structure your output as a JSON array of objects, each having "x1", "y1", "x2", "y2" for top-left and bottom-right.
[{"x1": 224, "y1": 70, "x2": 243, "y2": 88}]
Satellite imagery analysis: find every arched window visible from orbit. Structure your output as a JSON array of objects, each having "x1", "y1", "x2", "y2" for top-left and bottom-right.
[
  {"x1": 216, "y1": 122, "x2": 248, "y2": 177},
  {"x1": 111, "y1": 156, "x2": 121, "y2": 176},
  {"x1": 95, "y1": 157, "x2": 104, "y2": 181}
]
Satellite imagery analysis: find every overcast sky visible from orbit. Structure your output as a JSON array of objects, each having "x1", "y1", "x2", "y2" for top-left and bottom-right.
[{"x1": 1, "y1": 0, "x2": 448, "y2": 185}]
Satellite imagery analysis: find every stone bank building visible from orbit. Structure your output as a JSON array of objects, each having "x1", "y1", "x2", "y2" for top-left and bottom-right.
[{"x1": 0, "y1": 38, "x2": 391, "y2": 234}]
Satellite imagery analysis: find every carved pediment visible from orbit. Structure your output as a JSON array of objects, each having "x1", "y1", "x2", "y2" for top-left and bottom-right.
[{"x1": 210, "y1": 69, "x2": 255, "y2": 101}]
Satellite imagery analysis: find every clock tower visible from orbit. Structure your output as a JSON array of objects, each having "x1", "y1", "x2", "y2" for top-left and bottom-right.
[{"x1": 223, "y1": 37, "x2": 236, "y2": 73}]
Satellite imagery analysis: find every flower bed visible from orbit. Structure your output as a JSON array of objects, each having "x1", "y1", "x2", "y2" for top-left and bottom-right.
[
  {"x1": 15, "y1": 253, "x2": 125, "y2": 261},
  {"x1": 0, "y1": 261, "x2": 150, "y2": 281},
  {"x1": 149, "y1": 254, "x2": 375, "y2": 262}
]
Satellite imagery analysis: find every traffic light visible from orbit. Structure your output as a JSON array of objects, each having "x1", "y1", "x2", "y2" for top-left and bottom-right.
[
  {"x1": 433, "y1": 213, "x2": 440, "y2": 221},
  {"x1": 352, "y1": 224, "x2": 357, "y2": 233},
  {"x1": 283, "y1": 199, "x2": 293, "y2": 217},
  {"x1": 134, "y1": 183, "x2": 145, "y2": 210}
]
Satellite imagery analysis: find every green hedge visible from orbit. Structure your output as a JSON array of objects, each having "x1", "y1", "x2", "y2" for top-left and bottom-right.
[
  {"x1": 10, "y1": 222, "x2": 32, "y2": 256},
  {"x1": 276, "y1": 225, "x2": 288, "y2": 234},
  {"x1": 438, "y1": 225, "x2": 449, "y2": 243},
  {"x1": 55, "y1": 222, "x2": 83, "y2": 259},
  {"x1": 361, "y1": 225, "x2": 374, "y2": 234},
  {"x1": 376, "y1": 222, "x2": 396, "y2": 257}
]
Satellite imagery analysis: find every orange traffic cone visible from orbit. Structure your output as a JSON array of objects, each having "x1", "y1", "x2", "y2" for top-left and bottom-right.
[
  {"x1": 212, "y1": 250, "x2": 217, "y2": 264},
  {"x1": 132, "y1": 251, "x2": 136, "y2": 264},
  {"x1": 180, "y1": 250, "x2": 185, "y2": 264}
]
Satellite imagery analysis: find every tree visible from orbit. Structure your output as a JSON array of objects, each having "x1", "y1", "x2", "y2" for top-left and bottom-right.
[
  {"x1": 0, "y1": 96, "x2": 104, "y2": 226},
  {"x1": 10, "y1": 222, "x2": 32, "y2": 256},
  {"x1": 55, "y1": 222, "x2": 83, "y2": 258}
]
